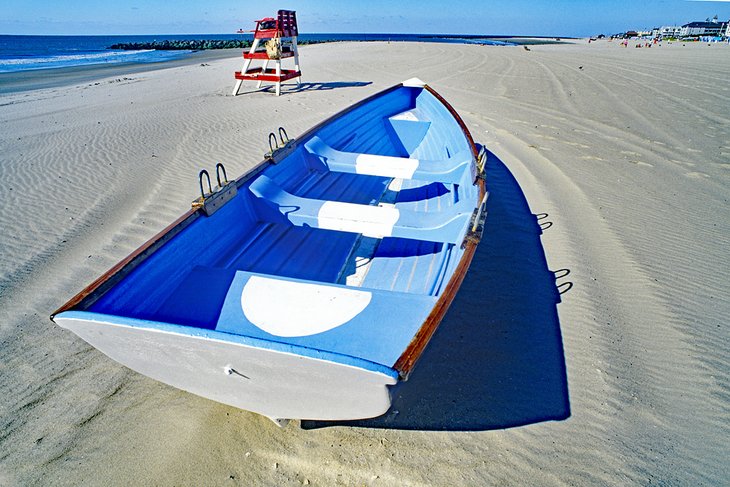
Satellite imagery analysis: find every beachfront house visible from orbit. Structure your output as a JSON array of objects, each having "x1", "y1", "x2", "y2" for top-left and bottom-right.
[
  {"x1": 680, "y1": 19, "x2": 729, "y2": 38},
  {"x1": 657, "y1": 26, "x2": 681, "y2": 38}
]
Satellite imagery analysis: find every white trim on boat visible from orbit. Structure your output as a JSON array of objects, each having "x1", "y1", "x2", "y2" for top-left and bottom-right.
[
  {"x1": 317, "y1": 201, "x2": 400, "y2": 238},
  {"x1": 390, "y1": 110, "x2": 420, "y2": 121},
  {"x1": 355, "y1": 153, "x2": 419, "y2": 179},
  {"x1": 402, "y1": 77, "x2": 426, "y2": 88}
]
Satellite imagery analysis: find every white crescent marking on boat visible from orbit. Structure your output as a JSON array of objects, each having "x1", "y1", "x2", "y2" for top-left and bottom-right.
[
  {"x1": 317, "y1": 201, "x2": 400, "y2": 238},
  {"x1": 240, "y1": 276, "x2": 372, "y2": 337},
  {"x1": 355, "y1": 153, "x2": 419, "y2": 179}
]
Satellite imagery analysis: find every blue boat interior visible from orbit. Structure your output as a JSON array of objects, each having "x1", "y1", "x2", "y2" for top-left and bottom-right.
[{"x1": 84, "y1": 85, "x2": 478, "y2": 368}]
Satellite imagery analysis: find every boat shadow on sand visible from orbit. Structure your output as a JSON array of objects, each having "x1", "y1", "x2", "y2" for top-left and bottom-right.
[{"x1": 302, "y1": 151, "x2": 571, "y2": 431}]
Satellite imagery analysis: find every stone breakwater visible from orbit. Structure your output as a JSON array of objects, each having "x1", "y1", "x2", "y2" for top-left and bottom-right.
[
  {"x1": 108, "y1": 39, "x2": 325, "y2": 51},
  {"x1": 109, "y1": 40, "x2": 253, "y2": 50}
]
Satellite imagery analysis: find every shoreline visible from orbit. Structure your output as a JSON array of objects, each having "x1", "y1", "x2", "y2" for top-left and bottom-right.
[
  {"x1": 0, "y1": 36, "x2": 571, "y2": 95},
  {"x1": 0, "y1": 49, "x2": 240, "y2": 94}
]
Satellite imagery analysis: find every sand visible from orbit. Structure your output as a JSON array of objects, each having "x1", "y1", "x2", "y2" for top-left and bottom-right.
[{"x1": 1, "y1": 40, "x2": 728, "y2": 486}]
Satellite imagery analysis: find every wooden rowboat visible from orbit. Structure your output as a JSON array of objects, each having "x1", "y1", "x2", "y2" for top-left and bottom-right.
[{"x1": 51, "y1": 79, "x2": 488, "y2": 423}]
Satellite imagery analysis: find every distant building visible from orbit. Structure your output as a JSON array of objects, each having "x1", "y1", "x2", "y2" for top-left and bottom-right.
[
  {"x1": 618, "y1": 19, "x2": 729, "y2": 41},
  {"x1": 680, "y1": 20, "x2": 728, "y2": 37},
  {"x1": 657, "y1": 26, "x2": 681, "y2": 38}
]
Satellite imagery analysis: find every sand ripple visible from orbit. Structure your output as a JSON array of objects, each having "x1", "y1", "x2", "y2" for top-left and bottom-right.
[{"x1": 1, "y1": 41, "x2": 728, "y2": 485}]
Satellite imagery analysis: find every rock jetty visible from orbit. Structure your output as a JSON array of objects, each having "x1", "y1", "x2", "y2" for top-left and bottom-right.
[
  {"x1": 109, "y1": 40, "x2": 253, "y2": 51},
  {"x1": 108, "y1": 39, "x2": 325, "y2": 51}
]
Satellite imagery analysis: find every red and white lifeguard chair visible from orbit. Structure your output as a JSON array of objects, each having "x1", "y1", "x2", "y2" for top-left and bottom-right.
[{"x1": 232, "y1": 10, "x2": 302, "y2": 97}]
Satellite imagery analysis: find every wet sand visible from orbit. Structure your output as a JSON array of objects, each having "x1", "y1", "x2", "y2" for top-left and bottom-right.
[{"x1": 0, "y1": 49, "x2": 240, "y2": 94}]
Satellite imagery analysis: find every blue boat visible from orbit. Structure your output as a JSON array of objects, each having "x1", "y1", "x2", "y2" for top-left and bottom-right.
[{"x1": 52, "y1": 79, "x2": 488, "y2": 423}]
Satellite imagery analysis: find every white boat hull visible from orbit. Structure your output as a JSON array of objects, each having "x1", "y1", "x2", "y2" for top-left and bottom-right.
[{"x1": 56, "y1": 315, "x2": 397, "y2": 421}]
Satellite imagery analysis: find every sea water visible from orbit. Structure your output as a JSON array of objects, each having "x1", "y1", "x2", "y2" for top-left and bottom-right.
[
  {"x1": 0, "y1": 34, "x2": 512, "y2": 74},
  {"x1": 0, "y1": 35, "x2": 193, "y2": 73}
]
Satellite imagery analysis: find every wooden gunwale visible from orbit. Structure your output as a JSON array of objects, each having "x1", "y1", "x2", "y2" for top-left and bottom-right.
[{"x1": 392, "y1": 84, "x2": 486, "y2": 379}]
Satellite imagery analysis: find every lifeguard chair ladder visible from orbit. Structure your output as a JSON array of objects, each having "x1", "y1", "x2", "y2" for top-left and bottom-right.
[{"x1": 232, "y1": 10, "x2": 302, "y2": 96}]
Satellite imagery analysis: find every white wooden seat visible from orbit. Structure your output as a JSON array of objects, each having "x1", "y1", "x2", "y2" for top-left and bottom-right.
[
  {"x1": 303, "y1": 136, "x2": 472, "y2": 183},
  {"x1": 249, "y1": 176, "x2": 471, "y2": 243}
]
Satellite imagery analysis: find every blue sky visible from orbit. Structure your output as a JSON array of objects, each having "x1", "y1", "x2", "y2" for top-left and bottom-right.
[{"x1": 2, "y1": 0, "x2": 730, "y2": 36}]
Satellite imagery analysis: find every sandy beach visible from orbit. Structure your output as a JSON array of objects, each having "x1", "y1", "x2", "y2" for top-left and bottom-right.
[{"x1": 1, "y1": 40, "x2": 728, "y2": 485}]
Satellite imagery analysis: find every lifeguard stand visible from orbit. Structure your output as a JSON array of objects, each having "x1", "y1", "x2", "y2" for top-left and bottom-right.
[{"x1": 232, "y1": 10, "x2": 302, "y2": 97}]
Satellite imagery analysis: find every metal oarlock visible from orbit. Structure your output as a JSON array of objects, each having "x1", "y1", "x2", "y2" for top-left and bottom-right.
[
  {"x1": 269, "y1": 132, "x2": 279, "y2": 153},
  {"x1": 462, "y1": 192, "x2": 489, "y2": 248},
  {"x1": 192, "y1": 163, "x2": 238, "y2": 217},
  {"x1": 216, "y1": 162, "x2": 229, "y2": 188},
  {"x1": 472, "y1": 144, "x2": 487, "y2": 183},
  {"x1": 264, "y1": 126, "x2": 296, "y2": 162},
  {"x1": 476, "y1": 145, "x2": 487, "y2": 176},
  {"x1": 278, "y1": 126, "x2": 289, "y2": 145},
  {"x1": 199, "y1": 169, "x2": 213, "y2": 199}
]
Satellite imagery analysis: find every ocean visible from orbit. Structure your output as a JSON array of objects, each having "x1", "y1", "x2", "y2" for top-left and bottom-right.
[{"x1": 0, "y1": 34, "x2": 513, "y2": 74}]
